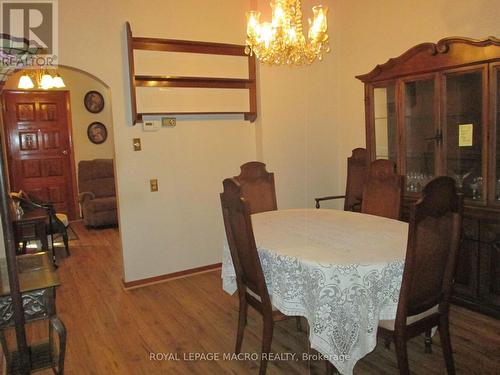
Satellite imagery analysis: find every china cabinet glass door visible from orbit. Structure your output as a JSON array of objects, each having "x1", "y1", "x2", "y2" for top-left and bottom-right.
[
  {"x1": 373, "y1": 84, "x2": 397, "y2": 162},
  {"x1": 403, "y1": 77, "x2": 437, "y2": 193},
  {"x1": 443, "y1": 67, "x2": 486, "y2": 201}
]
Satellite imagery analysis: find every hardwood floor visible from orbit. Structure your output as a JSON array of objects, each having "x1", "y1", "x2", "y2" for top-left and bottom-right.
[{"x1": 23, "y1": 221, "x2": 500, "y2": 374}]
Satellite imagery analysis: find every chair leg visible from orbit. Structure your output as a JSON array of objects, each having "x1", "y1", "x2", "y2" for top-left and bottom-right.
[
  {"x1": 62, "y1": 228, "x2": 70, "y2": 256},
  {"x1": 259, "y1": 318, "x2": 274, "y2": 375},
  {"x1": 235, "y1": 296, "x2": 248, "y2": 354},
  {"x1": 394, "y1": 336, "x2": 410, "y2": 375},
  {"x1": 424, "y1": 329, "x2": 433, "y2": 353},
  {"x1": 439, "y1": 316, "x2": 456, "y2": 375}
]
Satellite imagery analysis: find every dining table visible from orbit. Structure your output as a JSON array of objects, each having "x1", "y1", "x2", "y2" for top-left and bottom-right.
[{"x1": 221, "y1": 208, "x2": 409, "y2": 375}]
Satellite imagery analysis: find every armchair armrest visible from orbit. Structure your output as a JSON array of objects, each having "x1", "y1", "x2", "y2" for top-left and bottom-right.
[
  {"x1": 314, "y1": 195, "x2": 346, "y2": 209},
  {"x1": 78, "y1": 192, "x2": 96, "y2": 203}
]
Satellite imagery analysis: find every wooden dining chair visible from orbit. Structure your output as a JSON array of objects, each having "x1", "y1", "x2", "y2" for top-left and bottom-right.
[
  {"x1": 361, "y1": 159, "x2": 404, "y2": 220},
  {"x1": 10, "y1": 191, "x2": 70, "y2": 257},
  {"x1": 315, "y1": 148, "x2": 368, "y2": 210},
  {"x1": 220, "y1": 178, "x2": 294, "y2": 375},
  {"x1": 378, "y1": 176, "x2": 463, "y2": 375},
  {"x1": 233, "y1": 161, "x2": 277, "y2": 214}
]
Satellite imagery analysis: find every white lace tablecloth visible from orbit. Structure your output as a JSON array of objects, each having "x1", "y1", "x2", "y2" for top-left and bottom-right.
[{"x1": 222, "y1": 208, "x2": 408, "y2": 375}]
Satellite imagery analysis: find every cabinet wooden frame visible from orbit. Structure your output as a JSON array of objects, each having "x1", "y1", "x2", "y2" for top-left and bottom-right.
[
  {"x1": 358, "y1": 36, "x2": 500, "y2": 318},
  {"x1": 125, "y1": 22, "x2": 257, "y2": 125},
  {"x1": 357, "y1": 37, "x2": 500, "y2": 208},
  {"x1": 489, "y1": 62, "x2": 500, "y2": 207}
]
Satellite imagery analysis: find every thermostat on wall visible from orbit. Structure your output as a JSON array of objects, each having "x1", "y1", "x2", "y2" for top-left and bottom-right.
[{"x1": 143, "y1": 120, "x2": 161, "y2": 131}]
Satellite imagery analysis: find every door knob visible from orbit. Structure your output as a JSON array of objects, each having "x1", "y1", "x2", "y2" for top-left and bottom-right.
[{"x1": 62, "y1": 150, "x2": 68, "y2": 155}]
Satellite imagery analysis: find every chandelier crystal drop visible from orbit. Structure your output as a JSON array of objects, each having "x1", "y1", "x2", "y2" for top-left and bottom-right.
[{"x1": 245, "y1": 0, "x2": 330, "y2": 65}]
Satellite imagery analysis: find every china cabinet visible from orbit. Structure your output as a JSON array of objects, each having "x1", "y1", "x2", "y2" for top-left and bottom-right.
[{"x1": 357, "y1": 37, "x2": 500, "y2": 317}]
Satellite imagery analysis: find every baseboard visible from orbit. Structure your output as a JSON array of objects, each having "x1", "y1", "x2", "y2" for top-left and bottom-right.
[{"x1": 122, "y1": 262, "x2": 222, "y2": 290}]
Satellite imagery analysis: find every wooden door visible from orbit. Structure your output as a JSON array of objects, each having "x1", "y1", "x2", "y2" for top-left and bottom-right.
[{"x1": 2, "y1": 90, "x2": 77, "y2": 220}]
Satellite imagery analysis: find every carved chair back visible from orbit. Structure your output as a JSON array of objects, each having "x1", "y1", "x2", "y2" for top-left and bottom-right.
[
  {"x1": 220, "y1": 178, "x2": 272, "y2": 312},
  {"x1": 361, "y1": 159, "x2": 403, "y2": 220},
  {"x1": 396, "y1": 176, "x2": 463, "y2": 328},
  {"x1": 234, "y1": 162, "x2": 277, "y2": 215},
  {"x1": 344, "y1": 148, "x2": 368, "y2": 211}
]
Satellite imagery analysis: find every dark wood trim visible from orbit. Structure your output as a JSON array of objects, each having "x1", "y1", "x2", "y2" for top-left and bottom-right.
[
  {"x1": 396, "y1": 78, "x2": 405, "y2": 174},
  {"x1": 247, "y1": 54, "x2": 257, "y2": 122},
  {"x1": 488, "y1": 62, "x2": 500, "y2": 207},
  {"x1": 126, "y1": 22, "x2": 138, "y2": 125},
  {"x1": 131, "y1": 37, "x2": 246, "y2": 56},
  {"x1": 137, "y1": 112, "x2": 254, "y2": 120},
  {"x1": 122, "y1": 263, "x2": 222, "y2": 289},
  {"x1": 364, "y1": 83, "x2": 375, "y2": 161},
  {"x1": 125, "y1": 22, "x2": 257, "y2": 124},
  {"x1": 0, "y1": 120, "x2": 30, "y2": 373},
  {"x1": 357, "y1": 36, "x2": 500, "y2": 83},
  {"x1": 134, "y1": 75, "x2": 253, "y2": 89},
  {"x1": 63, "y1": 91, "x2": 79, "y2": 221}
]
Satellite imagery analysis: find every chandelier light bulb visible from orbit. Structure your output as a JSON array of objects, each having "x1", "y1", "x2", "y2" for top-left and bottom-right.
[
  {"x1": 245, "y1": 0, "x2": 330, "y2": 65},
  {"x1": 246, "y1": 11, "x2": 261, "y2": 38}
]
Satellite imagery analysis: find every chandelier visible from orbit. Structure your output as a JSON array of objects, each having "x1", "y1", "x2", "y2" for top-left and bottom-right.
[
  {"x1": 245, "y1": 0, "x2": 329, "y2": 65},
  {"x1": 18, "y1": 70, "x2": 65, "y2": 90}
]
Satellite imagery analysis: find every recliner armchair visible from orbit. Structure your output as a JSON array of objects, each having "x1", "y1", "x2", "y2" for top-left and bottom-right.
[{"x1": 78, "y1": 159, "x2": 118, "y2": 227}]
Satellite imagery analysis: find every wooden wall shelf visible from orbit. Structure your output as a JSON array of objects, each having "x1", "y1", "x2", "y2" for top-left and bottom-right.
[{"x1": 126, "y1": 22, "x2": 257, "y2": 124}]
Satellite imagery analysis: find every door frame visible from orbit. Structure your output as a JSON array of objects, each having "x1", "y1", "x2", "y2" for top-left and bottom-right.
[{"x1": 1, "y1": 89, "x2": 79, "y2": 220}]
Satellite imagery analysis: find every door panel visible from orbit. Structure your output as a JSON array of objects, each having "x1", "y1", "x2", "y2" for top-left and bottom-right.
[{"x1": 2, "y1": 91, "x2": 77, "y2": 220}]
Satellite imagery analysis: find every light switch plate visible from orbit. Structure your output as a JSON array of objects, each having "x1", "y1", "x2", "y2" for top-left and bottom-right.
[
  {"x1": 150, "y1": 179, "x2": 158, "y2": 192},
  {"x1": 133, "y1": 138, "x2": 141, "y2": 151}
]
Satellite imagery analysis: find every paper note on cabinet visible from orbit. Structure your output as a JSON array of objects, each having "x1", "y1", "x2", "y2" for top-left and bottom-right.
[{"x1": 459, "y1": 124, "x2": 473, "y2": 147}]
